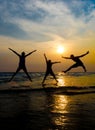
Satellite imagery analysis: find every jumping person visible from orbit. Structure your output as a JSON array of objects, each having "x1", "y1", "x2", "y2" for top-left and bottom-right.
[
  {"x1": 62, "y1": 51, "x2": 89, "y2": 73},
  {"x1": 8, "y1": 48, "x2": 37, "y2": 82},
  {"x1": 42, "y1": 53, "x2": 61, "y2": 84}
]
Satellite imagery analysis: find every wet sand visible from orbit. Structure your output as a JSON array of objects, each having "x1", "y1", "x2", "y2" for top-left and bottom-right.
[{"x1": 0, "y1": 90, "x2": 95, "y2": 130}]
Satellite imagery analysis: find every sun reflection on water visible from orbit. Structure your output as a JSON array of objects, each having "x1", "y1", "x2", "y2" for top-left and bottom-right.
[
  {"x1": 57, "y1": 78, "x2": 65, "y2": 86},
  {"x1": 50, "y1": 95, "x2": 68, "y2": 126},
  {"x1": 57, "y1": 73, "x2": 66, "y2": 86},
  {"x1": 51, "y1": 95, "x2": 68, "y2": 114}
]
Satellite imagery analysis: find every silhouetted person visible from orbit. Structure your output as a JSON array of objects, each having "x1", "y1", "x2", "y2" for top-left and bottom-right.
[
  {"x1": 62, "y1": 51, "x2": 89, "y2": 73},
  {"x1": 8, "y1": 48, "x2": 37, "y2": 82},
  {"x1": 42, "y1": 53, "x2": 61, "y2": 84}
]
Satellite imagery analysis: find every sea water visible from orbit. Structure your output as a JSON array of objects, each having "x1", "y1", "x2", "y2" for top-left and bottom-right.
[{"x1": 0, "y1": 72, "x2": 95, "y2": 129}]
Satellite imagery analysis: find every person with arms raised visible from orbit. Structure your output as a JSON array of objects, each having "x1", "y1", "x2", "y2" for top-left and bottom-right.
[
  {"x1": 42, "y1": 53, "x2": 61, "y2": 85},
  {"x1": 8, "y1": 48, "x2": 37, "y2": 82}
]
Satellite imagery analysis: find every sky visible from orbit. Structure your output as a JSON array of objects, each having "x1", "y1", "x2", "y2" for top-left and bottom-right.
[{"x1": 0, "y1": 0, "x2": 95, "y2": 72}]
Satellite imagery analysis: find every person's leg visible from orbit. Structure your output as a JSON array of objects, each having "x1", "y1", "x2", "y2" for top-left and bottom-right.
[
  {"x1": 50, "y1": 71, "x2": 58, "y2": 82},
  {"x1": 9, "y1": 68, "x2": 20, "y2": 81},
  {"x1": 23, "y1": 67, "x2": 32, "y2": 82},
  {"x1": 82, "y1": 64, "x2": 86, "y2": 72},
  {"x1": 42, "y1": 71, "x2": 48, "y2": 84},
  {"x1": 63, "y1": 63, "x2": 78, "y2": 73}
]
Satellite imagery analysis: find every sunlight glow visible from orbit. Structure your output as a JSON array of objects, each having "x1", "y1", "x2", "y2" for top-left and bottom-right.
[
  {"x1": 52, "y1": 95, "x2": 68, "y2": 114},
  {"x1": 57, "y1": 46, "x2": 65, "y2": 54},
  {"x1": 51, "y1": 95, "x2": 68, "y2": 126},
  {"x1": 57, "y1": 78, "x2": 65, "y2": 86}
]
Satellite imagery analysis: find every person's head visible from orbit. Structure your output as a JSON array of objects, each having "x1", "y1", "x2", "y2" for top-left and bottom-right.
[
  {"x1": 48, "y1": 60, "x2": 51, "y2": 63},
  {"x1": 70, "y1": 54, "x2": 74, "y2": 59},
  {"x1": 21, "y1": 51, "x2": 25, "y2": 56}
]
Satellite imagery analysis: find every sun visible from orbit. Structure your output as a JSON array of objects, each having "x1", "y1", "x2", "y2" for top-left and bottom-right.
[{"x1": 57, "y1": 46, "x2": 65, "y2": 54}]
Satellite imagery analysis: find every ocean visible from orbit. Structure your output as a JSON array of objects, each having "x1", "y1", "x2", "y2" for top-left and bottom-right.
[{"x1": 0, "y1": 72, "x2": 95, "y2": 130}]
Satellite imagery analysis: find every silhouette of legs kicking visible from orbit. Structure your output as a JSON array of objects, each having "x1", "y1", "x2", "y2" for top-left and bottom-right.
[
  {"x1": 81, "y1": 64, "x2": 86, "y2": 72},
  {"x1": 63, "y1": 63, "x2": 86, "y2": 73}
]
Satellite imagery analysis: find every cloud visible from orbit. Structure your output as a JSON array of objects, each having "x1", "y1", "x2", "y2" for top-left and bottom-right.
[{"x1": 0, "y1": 0, "x2": 95, "y2": 41}]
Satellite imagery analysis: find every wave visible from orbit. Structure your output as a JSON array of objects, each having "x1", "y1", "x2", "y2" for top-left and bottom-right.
[
  {"x1": 0, "y1": 85, "x2": 95, "y2": 95},
  {"x1": 1, "y1": 72, "x2": 95, "y2": 95}
]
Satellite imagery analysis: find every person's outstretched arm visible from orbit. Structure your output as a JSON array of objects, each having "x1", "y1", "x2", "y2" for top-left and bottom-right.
[
  {"x1": 62, "y1": 56, "x2": 70, "y2": 59},
  {"x1": 44, "y1": 53, "x2": 48, "y2": 62},
  {"x1": 52, "y1": 61, "x2": 61, "y2": 64},
  {"x1": 25, "y1": 50, "x2": 37, "y2": 57},
  {"x1": 9, "y1": 48, "x2": 20, "y2": 56},
  {"x1": 78, "y1": 51, "x2": 89, "y2": 58}
]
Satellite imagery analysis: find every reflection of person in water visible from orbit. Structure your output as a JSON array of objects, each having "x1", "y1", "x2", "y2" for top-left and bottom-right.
[
  {"x1": 42, "y1": 53, "x2": 61, "y2": 84},
  {"x1": 62, "y1": 51, "x2": 89, "y2": 73},
  {"x1": 8, "y1": 48, "x2": 37, "y2": 82}
]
